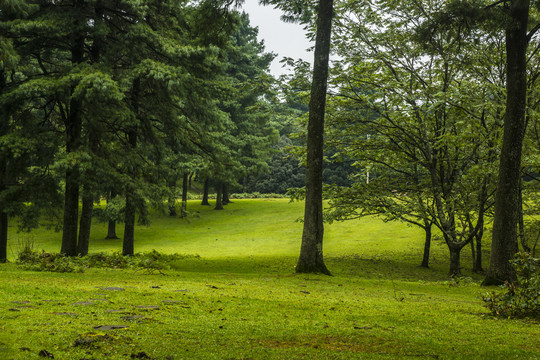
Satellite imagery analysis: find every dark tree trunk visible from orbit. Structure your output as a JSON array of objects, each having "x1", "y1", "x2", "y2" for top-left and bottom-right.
[
  {"x1": 77, "y1": 125, "x2": 98, "y2": 256},
  {"x1": 0, "y1": 212, "x2": 7, "y2": 263},
  {"x1": 473, "y1": 227, "x2": 484, "y2": 273},
  {"x1": 215, "y1": 182, "x2": 224, "y2": 210},
  {"x1": 201, "y1": 178, "x2": 210, "y2": 206},
  {"x1": 0, "y1": 69, "x2": 6, "y2": 262},
  {"x1": 296, "y1": 0, "x2": 334, "y2": 275},
  {"x1": 471, "y1": 231, "x2": 476, "y2": 271},
  {"x1": 222, "y1": 183, "x2": 230, "y2": 205},
  {"x1": 123, "y1": 79, "x2": 139, "y2": 257},
  {"x1": 168, "y1": 177, "x2": 177, "y2": 216},
  {"x1": 485, "y1": 0, "x2": 529, "y2": 285},
  {"x1": 123, "y1": 191, "x2": 136, "y2": 256},
  {"x1": 420, "y1": 222, "x2": 432, "y2": 268},
  {"x1": 449, "y1": 245, "x2": 463, "y2": 277},
  {"x1": 77, "y1": 193, "x2": 93, "y2": 256},
  {"x1": 0, "y1": 75, "x2": 7, "y2": 262},
  {"x1": 61, "y1": 24, "x2": 85, "y2": 256},
  {"x1": 518, "y1": 182, "x2": 530, "y2": 252},
  {"x1": 188, "y1": 172, "x2": 194, "y2": 190},
  {"x1": 106, "y1": 220, "x2": 118, "y2": 239},
  {"x1": 181, "y1": 172, "x2": 188, "y2": 217},
  {"x1": 123, "y1": 130, "x2": 136, "y2": 256},
  {"x1": 105, "y1": 191, "x2": 118, "y2": 239}
]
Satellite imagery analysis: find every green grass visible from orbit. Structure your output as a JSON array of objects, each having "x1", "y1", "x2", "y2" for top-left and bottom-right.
[{"x1": 1, "y1": 199, "x2": 538, "y2": 359}]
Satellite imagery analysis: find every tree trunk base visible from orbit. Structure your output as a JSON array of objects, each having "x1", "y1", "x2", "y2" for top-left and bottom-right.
[
  {"x1": 482, "y1": 276, "x2": 506, "y2": 286},
  {"x1": 296, "y1": 261, "x2": 332, "y2": 275}
]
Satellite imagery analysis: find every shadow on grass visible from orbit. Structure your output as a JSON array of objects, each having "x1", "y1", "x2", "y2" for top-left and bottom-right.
[{"x1": 168, "y1": 253, "x2": 482, "y2": 283}]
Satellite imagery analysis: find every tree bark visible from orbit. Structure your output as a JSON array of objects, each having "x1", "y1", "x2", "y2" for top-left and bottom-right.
[
  {"x1": 106, "y1": 220, "x2": 118, "y2": 239},
  {"x1": 123, "y1": 130, "x2": 137, "y2": 256},
  {"x1": 201, "y1": 178, "x2": 210, "y2": 206},
  {"x1": 471, "y1": 231, "x2": 476, "y2": 271},
  {"x1": 473, "y1": 226, "x2": 484, "y2": 273},
  {"x1": 215, "y1": 182, "x2": 224, "y2": 210},
  {"x1": 123, "y1": 190, "x2": 136, "y2": 256},
  {"x1": 168, "y1": 176, "x2": 177, "y2": 216},
  {"x1": 449, "y1": 245, "x2": 462, "y2": 277},
  {"x1": 0, "y1": 72, "x2": 7, "y2": 262},
  {"x1": 296, "y1": 0, "x2": 334, "y2": 275},
  {"x1": 518, "y1": 181, "x2": 530, "y2": 252},
  {"x1": 61, "y1": 4, "x2": 85, "y2": 256},
  {"x1": 60, "y1": 28, "x2": 84, "y2": 256},
  {"x1": 0, "y1": 212, "x2": 7, "y2": 263},
  {"x1": 77, "y1": 124, "x2": 98, "y2": 256},
  {"x1": 181, "y1": 172, "x2": 188, "y2": 217},
  {"x1": 123, "y1": 79, "x2": 139, "y2": 256},
  {"x1": 222, "y1": 183, "x2": 230, "y2": 205},
  {"x1": 420, "y1": 222, "x2": 432, "y2": 268},
  {"x1": 77, "y1": 192, "x2": 93, "y2": 256},
  {"x1": 105, "y1": 191, "x2": 118, "y2": 239},
  {"x1": 484, "y1": 0, "x2": 529, "y2": 285},
  {"x1": 188, "y1": 172, "x2": 194, "y2": 190}
]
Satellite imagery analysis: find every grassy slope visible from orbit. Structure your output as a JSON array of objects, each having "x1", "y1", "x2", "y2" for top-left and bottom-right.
[{"x1": 0, "y1": 199, "x2": 538, "y2": 360}]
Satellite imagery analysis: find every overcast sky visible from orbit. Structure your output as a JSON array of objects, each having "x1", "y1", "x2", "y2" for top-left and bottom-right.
[{"x1": 240, "y1": 0, "x2": 313, "y2": 76}]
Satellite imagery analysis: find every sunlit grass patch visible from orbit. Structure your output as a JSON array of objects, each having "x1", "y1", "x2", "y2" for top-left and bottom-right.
[{"x1": 1, "y1": 199, "x2": 538, "y2": 359}]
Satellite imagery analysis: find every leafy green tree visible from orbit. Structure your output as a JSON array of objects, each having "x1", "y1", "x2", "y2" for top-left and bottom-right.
[
  {"x1": 484, "y1": 0, "x2": 537, "y2": 285},
  {"x1": 207, "y1": 11, "x2": 278, "y2": 202},
  {"x1": 296, "y1": 0, "x2": 334, "y2": 275},
  {"x1": 326, "y1": 0, "x2": 503, "y2": 275},
  {"x1": 257, "y1": 0, "x2": 333, "y2": 274},
  {"x1": 0, "y1": 1, "x2": 65, "y2": 261}
]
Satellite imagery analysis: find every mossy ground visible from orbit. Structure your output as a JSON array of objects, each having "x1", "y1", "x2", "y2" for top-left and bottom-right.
[{"x1": 0, "y1": 199, "x2": 538, "y2": 359}]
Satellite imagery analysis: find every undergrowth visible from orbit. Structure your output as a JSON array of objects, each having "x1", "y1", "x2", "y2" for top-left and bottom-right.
[
  {"x1": 483, "y1": 252, "x2": 540, "y2": 319},
  {"x1": 16, "y1": 248, "x2": 199, "y2": 274}
]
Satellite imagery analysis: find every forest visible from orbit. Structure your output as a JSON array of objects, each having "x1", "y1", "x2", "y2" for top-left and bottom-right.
[{"x1": 0, "y1": 0, "x2": 539, "y2": 359}]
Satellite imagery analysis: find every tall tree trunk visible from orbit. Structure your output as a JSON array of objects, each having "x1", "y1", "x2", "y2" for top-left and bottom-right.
[
  {"x1": 449, "y1": 245, "x2": 462, "y2": 277},
  {"x1": 61, "y1": 5, "x2": 85, "y2": 256},
  {"x1": 188, "y1": 172, "x2": 194, "y2": 190},
  {"x1": 201, "y1": 178, "x2": 210, "y2": 206},
  {"x1": 168, "y1": 176, "x2": 177, "y2": 216},
  {"x1": 123, "y1": 191, "x2": 136, "y2": 256},
  {"x1": 181, "y1": 172, "x2": 188, "y2": 217},
  {"x1": 0, "y1": 212, "x2": 7, "y2": 263},
  {"x1": 106, "y1": 220, "x2": 118, "y2": 239},
  {"x1": 222, "y1": 183, "x2": 230, "y2": 205},
  {"x1": 471, "y1": 231, "x2": 476, "y2": 271},
  {"x1": 474, "y1": 226, "x2": 484, "y2": 273},
  {"x1": 518, "y1": 181, "x2": 530, "y2": 252},
  {"x1": 484, "y1": 0, "x2": 530, "y2": 285},
  {"x1": 215, "y1": 182, "x2": 224, "y2": 210},
  {"x1": 105, "y1": 191, "x2": 118, "y2": 239},
  {"x1": 420, "y1": 222, "x2": 432, "y2": 268},
  {"x1": 123, "y1": 129, "x2": 137, "y2": 256},
  {"x1": 123, "y1": 79, "x2": 139, "y2": 257},
  {"x1": 0, "y1": 72, "x2": 7, "y2": 262},
  {"x1": 77, "y1": 126, "x2": 98, "y2": 256},
  {"x1": 77, "y1": 192, "x2": 93, "y2": 256},
  {"x1": 296, "y1": 0, "x2": 334, "y2": 275}
]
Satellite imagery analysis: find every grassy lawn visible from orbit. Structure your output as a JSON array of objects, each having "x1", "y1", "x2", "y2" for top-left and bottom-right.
[{"x1": 0, "y1": 199, "x2": 538, "y2": 359}]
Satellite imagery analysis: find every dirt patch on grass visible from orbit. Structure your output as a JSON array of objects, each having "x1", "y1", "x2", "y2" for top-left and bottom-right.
[
  {"x1": 257, "y1": 335, "x2": 399, "y2": 353},
  {"x1": 257, "y1": 335, "x2": 440, "y2": 358}
]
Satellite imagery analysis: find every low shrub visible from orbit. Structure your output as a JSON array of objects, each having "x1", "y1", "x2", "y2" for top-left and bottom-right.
[
  {"x1": 483, "y1": 252, "x2": 540, "y2": 319},
  {"x1": 230, "y1": 192, "x2": 288, "y2": 199},
  {"x1": 16, "y1": 249, "x2": 200, "y2": 274},
  {"x1": 17, "y1": 249, "x2": 83, "y2": 273}
]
